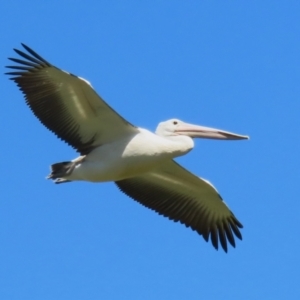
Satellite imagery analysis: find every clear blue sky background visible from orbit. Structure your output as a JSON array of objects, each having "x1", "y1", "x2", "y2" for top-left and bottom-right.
[{"x1": 1, "y1": 1, "x2": 299, "y2": 299}]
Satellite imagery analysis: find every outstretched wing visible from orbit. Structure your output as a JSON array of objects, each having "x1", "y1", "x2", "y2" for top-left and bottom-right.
[
  {"x1": 6, "y1": 44, "x2": 138, "y2": 155},
  {"x1": 116, "y1": 160, "x2": 243, "y2": 252}
]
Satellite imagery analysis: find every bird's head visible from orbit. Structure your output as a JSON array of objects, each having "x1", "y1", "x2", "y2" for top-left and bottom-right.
[{"x1": 155, "y1": 119, "x2": 249, "y2": 140}]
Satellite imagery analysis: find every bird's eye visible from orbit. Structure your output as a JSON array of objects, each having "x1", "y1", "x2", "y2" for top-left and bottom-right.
[{"x1": 173, "y1": 121, "x2": 178, "y2": 125}]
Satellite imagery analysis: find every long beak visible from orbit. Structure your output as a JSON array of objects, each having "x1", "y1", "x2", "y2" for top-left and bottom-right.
[{"x1": 175, "y1": 122, "x2": 249, "y2": 140}]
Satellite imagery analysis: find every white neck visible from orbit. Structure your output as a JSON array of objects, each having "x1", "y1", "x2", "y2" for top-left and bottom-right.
[{"x1": 163, "y1": 135, "x2": 194, "y2": 157}]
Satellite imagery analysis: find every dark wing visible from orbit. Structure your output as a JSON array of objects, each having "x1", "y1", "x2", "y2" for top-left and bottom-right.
[
  {"x1": 6, "y1": 44, "x2": 138, "y2": 155},
  {"x1": 115, "y1": 160, "x2": 243, "y2": 252}
]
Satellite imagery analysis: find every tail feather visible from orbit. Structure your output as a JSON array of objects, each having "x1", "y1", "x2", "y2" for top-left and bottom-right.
[
  {"x1": 54, "y1": 178, "x2": 72, "y2": 184},
  {"x1": 47, "y1": 161, "x2": 76, "y2": 183}
]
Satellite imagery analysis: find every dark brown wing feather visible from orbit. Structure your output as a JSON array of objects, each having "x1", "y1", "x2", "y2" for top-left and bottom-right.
[
  {"x1": 6, "y1": 44, "x2": 137, "y2": 155},
  {"x1": 115, "y1": 160, "x2": 243, "y2": 253}
]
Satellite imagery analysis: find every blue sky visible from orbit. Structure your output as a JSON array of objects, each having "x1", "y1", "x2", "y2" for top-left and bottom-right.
[{"x1": 1, "y1": 1, "x2": 300, "y2": 299}]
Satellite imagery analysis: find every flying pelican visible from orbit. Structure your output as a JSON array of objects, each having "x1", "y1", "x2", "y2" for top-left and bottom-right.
[{"x1": 6, "y1": 44, "x2": 248, "y2": 252}]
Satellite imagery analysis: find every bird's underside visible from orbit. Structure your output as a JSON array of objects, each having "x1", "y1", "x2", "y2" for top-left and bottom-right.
[{"x1": 6, "y1": 43, "x2": 246, "y2": 252}]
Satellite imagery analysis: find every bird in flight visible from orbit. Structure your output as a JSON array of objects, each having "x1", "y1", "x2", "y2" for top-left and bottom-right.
[{"x1": 6, "y1": 44, "x2": 248, "y2": 252}]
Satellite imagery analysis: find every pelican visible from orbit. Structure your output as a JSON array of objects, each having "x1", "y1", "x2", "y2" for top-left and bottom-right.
[{"x1": 6, "y1": 44, "x2": 248, "y2": 252}]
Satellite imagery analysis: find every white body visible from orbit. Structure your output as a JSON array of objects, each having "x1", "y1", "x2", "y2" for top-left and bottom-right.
[{"x1": 70, "y1": 128, "x2": 194, "y2": 182}]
